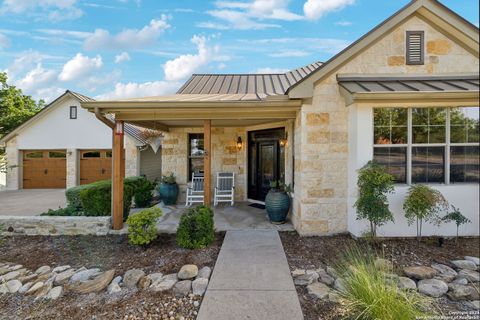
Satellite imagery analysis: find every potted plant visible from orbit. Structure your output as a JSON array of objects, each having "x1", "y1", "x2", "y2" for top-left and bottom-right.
[
  {"x1": 158, "y1": 173, "x2": 178, "y2": 205},
  {"x1": 265, "y1": 180, "x2": 291, "y2": 224}
]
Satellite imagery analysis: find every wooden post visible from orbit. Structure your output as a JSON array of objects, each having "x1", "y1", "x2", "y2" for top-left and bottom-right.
[
  {"x1": 112, "y1": 120, "x2": 124, "y2": 230},
  {"x1": 204, "y1": 120, "x2": 211, "y2": 206}
]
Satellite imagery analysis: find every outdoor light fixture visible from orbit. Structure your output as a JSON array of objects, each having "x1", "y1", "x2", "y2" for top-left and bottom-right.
[
  {"x1": 115, "y1": 121, "x2": 124, "y2": 136},
  {"x1": 236, "y1": 137, "x2": 243, "y2": 151},
  {"x1": 279, "y1": 133, "x2": 288, "y2": 147}
]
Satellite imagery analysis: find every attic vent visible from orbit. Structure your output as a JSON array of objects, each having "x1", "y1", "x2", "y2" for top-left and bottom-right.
[{"x1": 406, "y1": 31, "x2": 424, "y2": 65}]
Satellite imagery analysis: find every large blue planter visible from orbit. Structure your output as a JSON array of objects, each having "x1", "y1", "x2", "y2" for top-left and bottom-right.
[
  {"x1": 159, "y1": 183, "x2": 178, "y2": 205},
  {"x1": 265, "y1": 190, "x2": 290, "y2": 224}
]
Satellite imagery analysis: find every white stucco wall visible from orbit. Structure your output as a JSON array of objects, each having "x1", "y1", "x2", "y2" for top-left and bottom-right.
[{"x1": 348, "y1": 105, "x2": 480, "y2": 237}]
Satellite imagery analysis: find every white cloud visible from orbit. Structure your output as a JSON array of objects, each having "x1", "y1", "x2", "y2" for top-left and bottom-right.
[
  {"x1": 115, "y1": 52, "x2": 131, "y2": 64},
  {"x1": 84, "y1": 15, "x2": 170, "y2": 50},
  {"x1": 36, "y1": 28, "x2": 91, "y2": 39},
  {"x1": 203, "y1": 10, "x2": 281, "y2": 30},
  {"x1": 238, "y1": 37, "x2": 351, "y2": 55},
  {"x1": 163, "y1": 35, "x2": 225, "y2": 82},
  {"x1": 96, "y1": 80, "x2": 180, "y2": 100},
  {"x1": 14, "y1": 64, "x2": 57, "y2": 92},
  {"x1": 304, "y1": 0, "x2": 355, "y2": 20},
  {"x1": 3, "y1": 50, "x2": 43, "y2": 80},
  {"x1": 255, "y1": 67, "x2": 289, "y2": 74},
  {"x1": 58, "y1": 53, "x2": 103, "y2": 82},
  {"x1": 268, "y1": 50, "x2": 310, "y2": 58},
  {"x1": 0, "y1": 0, "x2": 83, "y2": 22},
  {"x1": 335, "y1": 20, "x2": 352, "y2": 26},
  {"x1": 0, "y1": 33, "x2": 10, "y2": 48}
]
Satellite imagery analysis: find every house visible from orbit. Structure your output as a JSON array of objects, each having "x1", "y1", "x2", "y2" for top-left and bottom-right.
[{"x1": 0, "y1": 91, "x2": 162, "y2": 190}]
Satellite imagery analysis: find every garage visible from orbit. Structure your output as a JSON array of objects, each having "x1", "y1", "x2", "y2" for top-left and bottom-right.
[
  {"x1": 80, "y1": 150, "x2": 112, "y2": 185},
  {"x1": 22, "y1": 150, "x2": 67, "y2": 189}
]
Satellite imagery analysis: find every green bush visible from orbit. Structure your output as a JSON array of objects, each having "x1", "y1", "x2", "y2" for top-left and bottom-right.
[
  {"x1": 41, "y1": 206, "x2": 78, "y2": 216},
  {"x1": 131, "y1": 177, "x2": 156, "y2": 208},
  {"x1": 66, "y1": 184, "x2": 92, "y2": 211},
  {"x1": 126, "y1": 207, "x2": 162, "y2": 246},
  {"x1": 337, "y1": 245, "x2": 432, "y2": 320},
  {"x1": 177, "y1": 205, "x2": 215, "y2": 249}
]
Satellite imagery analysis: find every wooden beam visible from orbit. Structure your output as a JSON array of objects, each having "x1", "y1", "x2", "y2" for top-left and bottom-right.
[
  {"x1": 112, "y1": 120, "x2": 124, "y2": 230},
  {"x1": 204, "y1": 120, "x2": 211, "y2": 206}
]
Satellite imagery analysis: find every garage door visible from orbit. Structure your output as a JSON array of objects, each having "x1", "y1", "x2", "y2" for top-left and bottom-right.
[
  {"x1": 23, "y1": 150, "x2": 67, "y2": 189},
  {"x1": 80, "y1": 150, "x2": 112, "y2": 185}
]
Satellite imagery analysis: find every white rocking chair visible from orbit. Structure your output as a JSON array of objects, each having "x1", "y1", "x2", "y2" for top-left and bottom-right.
[
  {"x1": 214, "y1": 172, "x2": 235, "y2": 206},
  {"x1": 186, "y1": 172, "x2": 205, "y2": 206}
]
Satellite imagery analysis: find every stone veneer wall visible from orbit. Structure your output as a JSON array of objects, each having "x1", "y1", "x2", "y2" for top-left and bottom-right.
[
  {"x1": 125, "y1": 136, "x2": 140, "y2": 178},
  {"x1": 66, "y1": 149, "x2": 78, "y2": 188},
  {"x1": 293, "y1": 15, "x2": 479, "y2": 236},
  {"x1": 5, "y1": 137, "x2": 20, "y2": 190}
]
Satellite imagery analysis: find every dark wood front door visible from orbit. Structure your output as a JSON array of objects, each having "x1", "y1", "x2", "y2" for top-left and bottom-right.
[{"x1": 248, "y1": 128, "x2": 285, "y2": 201}]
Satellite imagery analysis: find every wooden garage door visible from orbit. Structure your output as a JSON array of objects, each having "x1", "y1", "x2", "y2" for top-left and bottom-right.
[
  {"x1": 80, "y1": 150, "x2": 112, "y2": 185},
  {"x1": 23, "y1": 150, "x2": 67, "y2": 189}
]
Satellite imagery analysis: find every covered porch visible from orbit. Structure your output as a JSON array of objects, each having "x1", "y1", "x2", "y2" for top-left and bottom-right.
[{"x1": 82, "y1": 94, "x2": 301, "y2": 230}]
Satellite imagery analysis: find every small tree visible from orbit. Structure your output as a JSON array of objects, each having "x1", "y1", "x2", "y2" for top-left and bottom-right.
[
  {"x1": 403, "y1": 185, "x2": 448, "y2": 244},
  {"x1": 442, "y1": 205, "x2": 471, "y2": 244},
  {"x1": 354, "y1": 161, "x2": 395, "y2": 238}
]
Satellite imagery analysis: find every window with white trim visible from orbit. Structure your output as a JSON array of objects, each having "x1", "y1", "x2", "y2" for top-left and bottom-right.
[{"x1": 373, "y1": 107, "x2": 479, "y2": 184}]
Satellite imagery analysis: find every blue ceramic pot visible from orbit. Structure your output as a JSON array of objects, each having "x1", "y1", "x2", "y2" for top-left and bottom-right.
[
  {"x1": 159, "y1": 183, "x2": 178, "y2": 205},
  {"x1": 265, "y1": 190, "x2": 290, "y2": 224}
]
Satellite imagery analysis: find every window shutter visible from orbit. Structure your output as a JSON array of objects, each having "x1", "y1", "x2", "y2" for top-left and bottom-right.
[{"x1": 406, "y1": 31, "x2": 424, "y2": 65}]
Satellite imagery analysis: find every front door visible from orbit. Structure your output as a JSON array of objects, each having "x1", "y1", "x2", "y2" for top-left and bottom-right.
[{"x1": 248, "y1": 128, "x2": 285, "y2": 202}]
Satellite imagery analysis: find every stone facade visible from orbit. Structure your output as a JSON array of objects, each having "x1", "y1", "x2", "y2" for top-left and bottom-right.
[
  {"x1": 293, "y1": 15, "x2": 479, "y2": 235},
  {"x1": 5, "y1": 137, "x2": 20, "y2": 190},
  {"x1": 66, "y1": 149, "x2": 78, "y2": 189},
  {"x1": 125, "y1": 136, "x2": 140, "y2": 178}
]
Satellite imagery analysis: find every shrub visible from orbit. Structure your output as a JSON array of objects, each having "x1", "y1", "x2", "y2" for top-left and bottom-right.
[
  {"x1": 337, "y1": 245, "x2": 432, "y2": 320},
  {"x1": 126, "y1": 207, "x2": 162, "y2": 246},
  {"x1": 442, "y1": 205, "x2": 471, "y2": 244},
  {"x1": 403, "y1": 185, "x2": 448, "y2": 244},
  {"x1": 161, "y1": 173, "x2": 176, "y2": 184},
  {"x1": 132, "y1": 177, "x2": 156, "y2": 208},
  {"x1": 354, "y1": 161, "x2": 395, "y2": 238},
  {"x1": 177, "y1": 205, "x2": 215, "y2": 249},
  {"x1": 41, "y1": 206, "x2": 78, "y2": 216},
  {"x1": 66, "y1": 184, "x2": 92, "y2": 211}
]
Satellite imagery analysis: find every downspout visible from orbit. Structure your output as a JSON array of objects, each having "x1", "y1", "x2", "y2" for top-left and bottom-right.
[{"x1": 95, "y1": 107, "x2": 115, "y2": 129}]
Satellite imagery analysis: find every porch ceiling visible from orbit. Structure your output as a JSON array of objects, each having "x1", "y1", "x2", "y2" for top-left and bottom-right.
[{"x1": 127, "y1": 119, "x2": 286, "y2": 129}]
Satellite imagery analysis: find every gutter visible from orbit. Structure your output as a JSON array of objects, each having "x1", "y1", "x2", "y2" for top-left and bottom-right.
[{"x1": 95, "y1": 107, "x2": 115, "y2": 129}]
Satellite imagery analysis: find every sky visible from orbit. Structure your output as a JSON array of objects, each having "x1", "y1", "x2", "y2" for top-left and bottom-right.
[{"x1": 0, "y1": 0, "x2": 478, "y2": 103}]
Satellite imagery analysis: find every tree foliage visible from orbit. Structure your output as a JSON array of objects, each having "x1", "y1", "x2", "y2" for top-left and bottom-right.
[
  {"x1": 354, "y1": 161, "x2": 395, "y2": 238},
  {"x1": 442, "y1": 205, "x2": 471, "y2": 244}
]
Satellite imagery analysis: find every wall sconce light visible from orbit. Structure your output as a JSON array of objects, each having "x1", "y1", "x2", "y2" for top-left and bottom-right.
[
  {"x1": 236, "y1": 137, "x2": 243, "y2": 151},
  {"x1": 279, "y1": 132, "x2": 288, "y2": 147}
]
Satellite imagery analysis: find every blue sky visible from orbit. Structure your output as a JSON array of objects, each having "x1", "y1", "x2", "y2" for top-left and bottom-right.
[{"x1": 0, "y1": 0, "x2": 478, "y2": 102}]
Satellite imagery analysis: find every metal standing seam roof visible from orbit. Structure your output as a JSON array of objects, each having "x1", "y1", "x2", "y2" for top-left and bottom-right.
[
  {"x1": 337, "y1": 75, "x2": 480, "y2": 93},
  {"x1": 176, "y1": 62, "x2": 323, "y2": 96}
]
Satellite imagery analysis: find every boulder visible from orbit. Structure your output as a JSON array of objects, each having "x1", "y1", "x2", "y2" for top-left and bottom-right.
[
  {"x1": 70, "y1": 268, "x2": 102, "y2": 283},
  {"x1": 447, "y1": 284, "x2": 479, "y2": 301},
  {"x1": 45, "y1": 286, "x2": 63, "y2": 300},
  {"x1": 150, "y1": 274, "x2": 177, "y2": 292},
  {"x1": 178, "y1": 265, "x2": 198, "y2": 280},
  {"x1": 451, "y1": 260, "x2": 477, "y2": 271},
  {"x1": 418, "y1": 279, "x2": 448, "y2": 298},
  {"x1": 404, "y1": 266, "x2": 437, "y2": 280},
  {"x1": 147, "y1": 273, "x2": 163, "y2": 283},
  {"x1": 398, "y1": 277, "x2": 417, "y2": 291},
  {"x1": 25, "y1": 282, "x2": 44, "y2": 295},
  {"x1": 72, "y1": 269, "x2": 115, "y2": 294},
  {"x1": 35, "y1": 266, "x2": 51, "y2": 275},
  {"x1": 374, "y1": 258, "x2": 393, "y2": 272},
  {"x1": 464, "y1": 256, "x2": 480, "y2": 266},
  {"x1": 123, "y1": 269, "x2": 146, "y2": 288},
  {"x1": 317, "y1": 268, "x2": 335, "y2": 286},
  {"x1": 431, "y1": 264, "x2": 458, "y2": 282},
  {"x1": 107, "y1": 282, "x2": 121, "y2": 294},
  {"x1": 173, "y1": 280, "x2": 192, "y2": 296},
  {"x1": 54, "y1": 269, "x2": 76, "y2": 285},
  {"x1": 307, "y1": 282, "x2": 331, "y2": 300},
  {"x1": 19, "y1": 282, "x2": 34, "y2": 294},
  {"x1": 197, "y1": 266, "x2": 212, "y2": 279},
  {"x1": 334, "y1": 278, "x2": 346, "y2": 293},
  {"x1": 6, "y1": 280, "x2": 22, "y2": 293},
  {"x1": 52, "y1": 265, "x2": 71, "y2": 273},
  {"x1": 294, "y1": 271, "x2": 318, "y2": 286},
  {"x1": 458, "y1": 270, "x2": 480, "y2": 283},
  {"x1": 192, "y1": 278, "x2": 208, "y2": 296},
  {"x1": 138, "y1": 276, "x2": 152, "y2": 289}
]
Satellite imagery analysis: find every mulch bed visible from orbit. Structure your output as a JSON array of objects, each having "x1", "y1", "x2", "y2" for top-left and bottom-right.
[
  {"x1": 280, "y1": 232, "x2": 480, "y2": 320},
  {"x1": 0, "y1": 232, "x2": 225, "y2": 319}
]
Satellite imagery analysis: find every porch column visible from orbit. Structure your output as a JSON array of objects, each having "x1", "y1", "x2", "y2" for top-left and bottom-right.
[
  {"x1": 204, "y1": 120, "x2": 211, "y2": 206},
  {"x1": 112, "y1": 120, "x2": 124, "y2": 230}
]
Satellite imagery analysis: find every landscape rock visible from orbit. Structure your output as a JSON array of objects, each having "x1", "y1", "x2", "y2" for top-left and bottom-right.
[
  {"x1": 418, "y1": 279, "x2": 448, "y2": 298},
  {"x1": 178, "y1": 265, "x2": 198, "y2": 280},
  {"x1": 1, "y1": 270, "x2": 23, "y2": 282},
  {"x1": 150, "y1": 275, "x2": 178, "y2": 292},
  {"x1": 19, "y1": 282, "x2": 34, "y2": 294},
  {"x1": 45, "y1": 286, "x2": 63, "y2": 300},
  {"x1": 398, "y1": 277, "x2": 417, "y2": 291},
  {"x1": 35, "y1": 282, "x2": 53, "y2": 299},
  {"x1": 36, "y1": 272, "x2": 54, "y2": 282},
  {"x1": 453, "y1": 278, "x2": 468, "y2": 285},
  {"x1": 464, "y1": 256, "x2": 480, "y2": 266},
  {"x1": 111, "y1": 276, "x2": 122, "y2": 285},
  {"x1": 197, "y1": 266, "x2": 212, "y2": 279},
  {"x1": 72, "y1": 269, "x2": 115, "y2": 294},
  {"x1": 173, "y1": 280, "x2": 192, "y2": 296},
  {"x1": 6, "y1": 280, "x2": 22, "y2": 293},
  {"x1": 52, "y1": 265, "x2": 71, "y2": 273},
  {"x1": 70, "y1": 268, "x2": 102, "y2": 283},
  {"x1": 294, "y1": 271, "x2": 318, "y2": 286},
  {"x1": 404, "y1": 266, "x2": 437, "y2": 280},
  {"x1": 25, "y1": 282, "x2": 44, "y2": 295},
  {"x1": 291, "y1": 269, "x2": 305, "y2": 277},
  {"x1": 431, "y1": 264, "x2": 458, "y2": 282},
  {"x1": 54, "y1": 269, "x2": 76, "y2": 285},
  {"x1": 466, "y1": 300, "x2": 480, "y2": 310},
  {"x1": 0, "y1": 267, "x2": 10, "y2": 276},
  {"x1": 138, "y1": 276, "x2": 152, "y2": 289},
  {"x1": 9, "y1": 265, "x2": 23, "y2": 272},
  {"x1": 123, "y1": 269, "x2": 146, "y2": 288},
  {"x1": 326, "y1": 266, "x2": 338, "y2": 278},
  {"x1": 35, "y1": 266, "x2": 51, "y2": 275},
  {"x1": 192, "y1": 278, "x2": 208, "y2": 296},
  {"x1": 307, "y1": 282, "x2": 331, "y2": 300},
  {"x1": 334, "y1": 278, "x2": 346, "y2": 293},
  {"x1": 18, "y1": 274, "x2": 37, "y2": 283},
  {"x1": 447, "y1": 284, "x2": 479, "y2": 301},
  {"x1": 458, "y1": 270, "x2": 480, "y2": 283},
  {"x1": 451, "y1": 260, "x2": 477, "y2": 271},
  {"x1": 146, "y1": 273, "x2": 163, "y2": 283},
  {"x1": 374, "y1": 258, "x2": 393, "y2": 272},
  {"x1": 107, "y1": 282, "x2": 121, "y2": 294},
  {"x1": 0, "y1": 284, "x2": 8, "y2": 294},
  {"x1": 317, "y1": 268, "x2": 335, "y2": 286}
]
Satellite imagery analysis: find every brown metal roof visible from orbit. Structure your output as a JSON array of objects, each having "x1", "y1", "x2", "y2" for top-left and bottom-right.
[
  {"x1": 177, "y1": 62, "x2": 322, "y2": 95},
  {"x1": 337, "y1": 74, "x2": 480, "y2": 93}
]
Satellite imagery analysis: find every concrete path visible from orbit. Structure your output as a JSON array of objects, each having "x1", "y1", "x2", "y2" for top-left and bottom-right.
[
  {"x1": 197, "y1": 230, "x2": 303, "y2": 320},
  {"x1": 0, "y1": 189, "x2": 66, "y2": 216}
]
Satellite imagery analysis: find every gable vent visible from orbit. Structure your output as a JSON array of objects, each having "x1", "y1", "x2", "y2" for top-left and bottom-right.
[{"x1": 406, "y1": 31, "x2": 424, "y2": 65}]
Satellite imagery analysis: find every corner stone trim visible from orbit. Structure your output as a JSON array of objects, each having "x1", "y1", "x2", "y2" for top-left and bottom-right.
[{"x1": 0, "y1": 216, "x2": 112, "y2": 236}]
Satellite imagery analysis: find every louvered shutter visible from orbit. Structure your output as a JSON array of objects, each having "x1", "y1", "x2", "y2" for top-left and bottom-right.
[{"x1": 406, "y1": 31, "x2": 424, "y2": 65}]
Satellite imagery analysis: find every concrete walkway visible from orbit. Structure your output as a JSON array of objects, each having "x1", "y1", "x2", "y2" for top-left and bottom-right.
[
  {"x1": 197, "y1": 230, "x2": 303, "y2": 320},
  {"x1": 0, "y1": 189, "x2": 66, "y2": 216}
]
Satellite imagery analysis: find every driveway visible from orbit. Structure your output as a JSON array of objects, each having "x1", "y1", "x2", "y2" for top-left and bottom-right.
[{"x1": 0, "y1": 189, "x2": 67, "y2": 216}]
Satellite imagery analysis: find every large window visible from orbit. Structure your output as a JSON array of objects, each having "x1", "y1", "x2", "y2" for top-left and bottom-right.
[
  {"x1": 373, "y1": 107, "x2": 479, "y2": 184},
  {"x1": 188, "y1": 133, "x2": 204, "y2": 181}
]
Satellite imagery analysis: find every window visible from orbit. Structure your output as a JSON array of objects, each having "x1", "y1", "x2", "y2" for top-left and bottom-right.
[
  {"x1": 406, "y1": 31, "x2": 424, "y2": 65},
  {"x1": 48, "y1": 151, "x2": 66, "y2": 158},
  {"x1": 82, "y1": 151, "x2": 101, "y2": 158},
  {"x1": 70, "y1": 106, "x2": 77, "y2": 119},
  {"x1": 188, "y1": 134, "x2": 204, "y2": 181},
  {"x1": 373, "y1": 106, "x2": 479, "y2": 184},
  {"x1": 25, "y1": 151, "x2": 43, "y2": 158}
]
